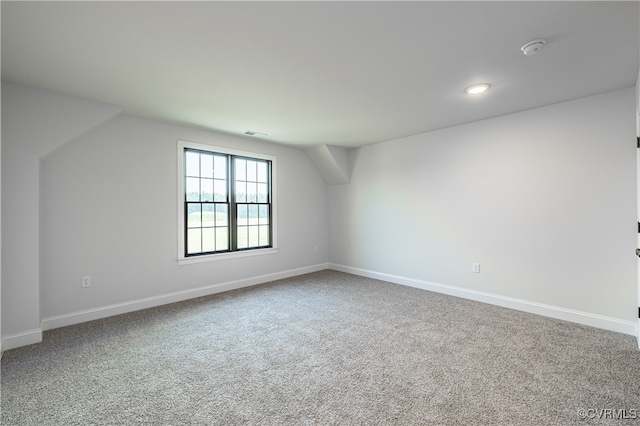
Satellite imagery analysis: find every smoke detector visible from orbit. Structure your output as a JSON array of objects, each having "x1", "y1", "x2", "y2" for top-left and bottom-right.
[{"x1": 520, "y1": 39, "x2": 546, "y2": 56}]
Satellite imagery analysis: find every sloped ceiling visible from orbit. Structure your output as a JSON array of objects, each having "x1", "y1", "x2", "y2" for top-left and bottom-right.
[{"x1": 2, "y1": 1, "x2": 638, "y2": 148}]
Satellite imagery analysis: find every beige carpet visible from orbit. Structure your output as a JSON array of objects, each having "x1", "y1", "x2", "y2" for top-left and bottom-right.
[{"x1": 2, "y1": 270, "x2": 639, "y2": 425}]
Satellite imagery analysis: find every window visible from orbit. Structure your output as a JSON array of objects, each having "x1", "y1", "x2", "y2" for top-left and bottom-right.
[{"x1": 178, "y1": 141, "x2": 276, "y2": 263}]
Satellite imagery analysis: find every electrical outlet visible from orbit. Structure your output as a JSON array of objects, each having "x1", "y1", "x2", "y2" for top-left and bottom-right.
[
  {"x1": 81, "y1": 276, "x2": 91, "y2": 288},
  {"x1": 472, "y1": 263, "x2": 480, "y2": 273}
]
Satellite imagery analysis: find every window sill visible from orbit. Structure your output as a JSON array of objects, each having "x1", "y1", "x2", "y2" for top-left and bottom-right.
[{"x1": 177, "y1": 247, "x2": 278, "y2": 265}]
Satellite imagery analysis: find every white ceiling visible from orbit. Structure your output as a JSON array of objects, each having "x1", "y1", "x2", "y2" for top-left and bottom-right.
[{"x1": 2, "y1": 1, "x2": 639, "y2": 148}]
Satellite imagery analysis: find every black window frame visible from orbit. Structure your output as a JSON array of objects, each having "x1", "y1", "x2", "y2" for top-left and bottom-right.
[{"x1": 183, "y1": 147, "x2": 273, "y2": 258}]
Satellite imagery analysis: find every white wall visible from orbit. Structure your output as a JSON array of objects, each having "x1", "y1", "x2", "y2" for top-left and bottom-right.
[
  {"x1": 1, "y1": 83, "x2": 3, "y2": 356},
  {"x1": 330, "y1": 88, "x2": 637, "y2": 333},
  {"x1": 636, "y1": 69, "x2": 640, "y2": 348},
  {"x1": 1, "y1": 83, "x2": 121, "y2": 348},
  {"x1": 636, "y1": 67, "x2": 640, "y2": 120},
  {"x1": 2, "y1": 83, "x2": 329, "y2": 350},
  {"x1": 2, "y1": 81, "x2": 637, "y2": 350},
  {"x1": 39, "y1": 114, "x2": 328, "y2": 322}
]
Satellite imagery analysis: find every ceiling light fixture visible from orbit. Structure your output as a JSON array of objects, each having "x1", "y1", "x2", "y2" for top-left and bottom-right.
[{"x1": 465, "y1": 83, "x2": 491, "y2": 95}]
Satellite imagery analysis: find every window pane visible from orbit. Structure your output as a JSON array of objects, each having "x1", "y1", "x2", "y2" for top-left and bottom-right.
[
  {"x1": 213, "y1": 179, "x2": 227, "y2": 202},
  {"x1": 259, "y1": 225, "x2": 270, "y2": 246},
  {"x1": 237, "y1": 226, "x2": 248, "y2": 249},
  {"x1": 259, "y1": 205, "x2": 269, "y2": 225},
  {"x1": 202, "y1": 204, "x2": 214, "y2": 227},
  {"x1": 185, "y1": 151, "x2": 200, "y2": 177},
  {"x1": 216, "y1": 227, "x2": 229, "y2": 251},
  {"x1": 248, "y1": 204, "x2": 258, "y2": 225},
  {"x1": 237, "y1": 204, "x2": 248, "y2": 226},
  {"x1": 187, "y1": 203, "x2": 201, "y2": 228},
  {"x1": 236, "y1": 159, "x2": 246, "y2": 180},
  {"x1": 187, "y1": 229, "x2": 202, "y2": 254},
  {"x1": 200, "y1": 154, "x2": 214, "y2": 178},
  {"x1": 247, "y1": 160, "x2": 257, "y2": 181},
  {"x1": 201, "y1": 178, "x2": 213, "y2": 202},
  {"x1": 186, "y1": 177, "x2": 200, "y2": 202},
  {"x1": 216, "y1": 204, "x2": 228, "y2": 226},
  {"x1": 214, "y1": 155, "x2": 227, "y2": 179},
  {"x1": 202, "y1": 228, "x2": 215, "y2": 252},
  {"x1": 257, "y1": 183, "x2": 268, "y2": 203},
  {"x1": 236, "y1": 181, "x2": 247, "y2": 203},
  {"x1": 257, "y1": 162, "x2": 267, "y2": 183},
  {"x1": 247, "y1": 182, "x2": 257, "y2": 203},
  {"x1": 248, "y1": 226, "x2": 259, "y2": 247}
]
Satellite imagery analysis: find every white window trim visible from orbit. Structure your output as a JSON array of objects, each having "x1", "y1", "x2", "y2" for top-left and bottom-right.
[{"x1": 177, "y1": 140, "x2": 278, "y2": 265}]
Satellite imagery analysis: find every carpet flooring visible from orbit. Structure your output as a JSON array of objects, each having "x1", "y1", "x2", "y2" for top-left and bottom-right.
[{"x1": 1, "y1": 270, "x2": 639, "y2": 425}]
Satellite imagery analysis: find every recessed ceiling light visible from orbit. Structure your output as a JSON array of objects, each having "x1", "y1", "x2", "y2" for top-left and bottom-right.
[{"x1": 465, "y1": 83, "x2": 491, "y2": 95}]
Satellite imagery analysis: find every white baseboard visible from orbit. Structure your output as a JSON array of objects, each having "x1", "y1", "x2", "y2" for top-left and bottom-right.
[
  {"x1": 1, "y1": 328, "x2": 43, "y2": 352},
  {"x1": 329, "y1": 263, "x2": 638, "y2": 337},
  {"x1": 6, "y1": 263, "x2": 636, "y2": 351},
  {"x1": 41, "y1": 263, "x2": 329, "y2": 332}
]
